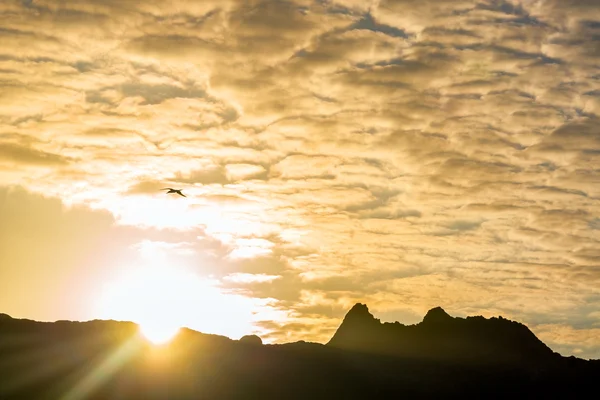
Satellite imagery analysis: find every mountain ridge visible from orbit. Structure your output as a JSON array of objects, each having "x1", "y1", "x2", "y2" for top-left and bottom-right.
[
  {"x1": 1, "y1": 304, "x2": 598, "y2": 399},
  {"x1": 328, "y1": 303, "x2": 560, "y2": 369},
  {"x1": 0, "y1": 304, "x2": 589, "y2": 361}
]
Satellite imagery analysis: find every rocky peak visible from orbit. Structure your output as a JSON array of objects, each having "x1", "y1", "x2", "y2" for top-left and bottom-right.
[
  {"x1": 422, "y1": 306, "x2": 453, "y2": 324},
  {"x1": 344, "y1": 303, "x2": 377, "y2": 324},
  {"x1": 326, "y1": 303, "x2": 380, "y2": 346}
]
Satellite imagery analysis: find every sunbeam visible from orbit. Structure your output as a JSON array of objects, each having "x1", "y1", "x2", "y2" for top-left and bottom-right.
[{"x1": 61, "y1": 335, "x2": 142, "y2": 400}]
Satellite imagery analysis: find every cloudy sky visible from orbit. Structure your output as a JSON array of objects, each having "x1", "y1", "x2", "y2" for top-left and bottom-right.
[{"x1": 1, "y1": 0, "x2": 599, "y2": 358}]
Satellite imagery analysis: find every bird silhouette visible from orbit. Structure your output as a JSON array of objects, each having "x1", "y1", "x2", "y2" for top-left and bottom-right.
[{"x1": 161, "y1": 188, "x2": 186, "y2": 197}]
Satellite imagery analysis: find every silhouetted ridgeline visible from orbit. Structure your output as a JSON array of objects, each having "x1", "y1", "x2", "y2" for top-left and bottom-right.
[
  {"x1": 1, "y1": 306, "x2": 598, "y2": 399},
  {"x1": 328, "y1": 304, "x2": 557, "y2": 367}
]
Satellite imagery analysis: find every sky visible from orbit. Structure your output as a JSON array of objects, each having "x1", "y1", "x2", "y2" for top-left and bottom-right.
[{"x1": 0, "y1": 0, "x2": 599, "y2": 358}]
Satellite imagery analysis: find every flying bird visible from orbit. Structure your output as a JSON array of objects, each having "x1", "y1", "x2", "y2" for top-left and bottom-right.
[{"x1": 161, "y1": 188, "x2": 186, "y2": 197}]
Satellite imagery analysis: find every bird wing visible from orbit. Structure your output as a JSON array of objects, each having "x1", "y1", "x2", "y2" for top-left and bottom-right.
[
  {"x1": 161, "y1": 188, "x2": 174, "y2": 190},
  {"x1": 177, "y1": 191, "x2": 186, "y2": 197}
]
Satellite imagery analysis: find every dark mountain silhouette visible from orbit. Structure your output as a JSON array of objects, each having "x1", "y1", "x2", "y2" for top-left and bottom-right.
[
  {"x1": 328, "y1": 303, "x2": 558, "y2": 367},
  {"x1": 1, "y1": 306, "x2": 598, "y2": 399}
]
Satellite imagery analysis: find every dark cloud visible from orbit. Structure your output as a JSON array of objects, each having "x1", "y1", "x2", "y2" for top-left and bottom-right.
[
  {"x1": 125, "y1": 34, "x2": 221, "y2": 61},
  {"x1": 126, "y1": 180, "x2": 166, "y2": 195},
  {"x1": 445, "y1": 220, "x2": 483, "y2": 232},
  {"x1": 349, "y1": 13, "x2": 409, "y2": 38},
  {"x1": 0, "y1": 142, "x2": 70, "y2": 166},
  {"x1": 85, "y1": 82, "x2": 209, "y2": 106}
]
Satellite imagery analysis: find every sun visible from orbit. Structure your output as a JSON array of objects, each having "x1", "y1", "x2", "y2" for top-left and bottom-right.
[
  {"x1": 95, "y1": 263, "x2": 192, "y2": 345},
  {"x1": 95, "y1": 255, "x2": 267, "y2": 342},
  {"x1": 140, "y1": 321, "x2": 180, "y2": 345}
]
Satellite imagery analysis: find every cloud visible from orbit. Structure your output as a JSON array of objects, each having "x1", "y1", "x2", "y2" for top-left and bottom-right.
[
  {"x1": 86, "y1": 82, "x2": 209, "y2": 106},
  {"x1": 534, "y1": 324, "x2": 600, "y2": 360},
  {"x1": 172, "y1": 165, "x2": 230, "y2": 185},
  {"x1": 225, "y1": 163, "x2": 268, "y2": 181},
  {"x1": 223, "y1": 273, "x2": 282, "y2": 284},
  {"x1": 0, "y1": 187, "x2": 138, "y2": 321},
  {"x1": 0, "y1": 142, "x2": 70, "y2": 166},
  {"x1": 126, "y1": 180, "x2": 166, "y2": 195}
]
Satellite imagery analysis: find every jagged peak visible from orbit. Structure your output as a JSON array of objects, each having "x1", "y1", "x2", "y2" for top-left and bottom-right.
[
  {"x1": 422, "y1": 306, "x2": 453, "y2": 324},
  {"x1": 327, "y1": 304, "x2": 380, "y2": 346},
  {"x1": 344, "y1": 303, "x2": 378, "y2": 323},
  {"x1": 348, "y1": 303, "x2": 370, "y2": 314}
]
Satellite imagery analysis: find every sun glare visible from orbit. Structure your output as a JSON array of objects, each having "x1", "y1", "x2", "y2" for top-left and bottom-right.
[
  {"x1": 140, "y1": 322, "x2": 180, "y2": 345},
  {"x1": 95, "y1": 257, "x2": 269, "y2": 341}
]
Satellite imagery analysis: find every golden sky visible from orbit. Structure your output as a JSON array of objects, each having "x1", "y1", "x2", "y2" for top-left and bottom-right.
[{"x1": 1, "y1": 0, "x2": 600, "y2": 358}]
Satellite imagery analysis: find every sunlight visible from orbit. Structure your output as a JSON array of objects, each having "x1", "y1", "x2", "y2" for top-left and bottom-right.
[
  {"x1": 139, "y1": 322, "x2": 180, "y2": 345},
  {"x1": 62, "y1": 336, "x2": 141, "y2": 400},
  {"x1": 95, "y1": 263, "x2": 187, "y2": 344},
  {"x1": 94, "y1": 255, "x2": 275, "y2": 340}
]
